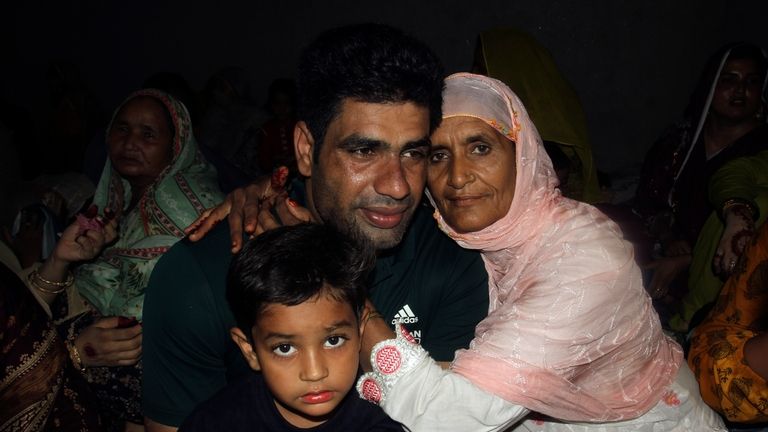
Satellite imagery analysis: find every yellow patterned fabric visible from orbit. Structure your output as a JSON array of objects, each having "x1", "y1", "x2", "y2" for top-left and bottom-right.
[{"x1": 688, "y1": 223, "x2": 768, "y2": 423}]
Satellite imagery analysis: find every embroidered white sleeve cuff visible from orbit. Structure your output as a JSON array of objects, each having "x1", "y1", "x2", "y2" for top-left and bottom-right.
[{"x1": 357, "y1": 322, "x2": 428, "y2": 405}]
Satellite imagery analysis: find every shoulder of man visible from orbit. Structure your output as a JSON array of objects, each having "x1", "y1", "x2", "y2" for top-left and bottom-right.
[
  {"x1": 407, "y1": 205, "x2": 485, "y2": 274},
  {"x1": 143, "y1": 221, "x2": 248, "y2": 427},
  {"x1": 144, "y1": 222, "x2": 235, "y2": 327}
]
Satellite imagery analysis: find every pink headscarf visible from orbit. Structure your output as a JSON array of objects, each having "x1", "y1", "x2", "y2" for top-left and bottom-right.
[{"x1": 436, "y1": 73, "x2": 682, "y2": 422}]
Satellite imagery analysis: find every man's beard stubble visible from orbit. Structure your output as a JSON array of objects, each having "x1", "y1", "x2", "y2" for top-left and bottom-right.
[{"x1": 309, "y1": 180, "x2": 416, "y2": 252}]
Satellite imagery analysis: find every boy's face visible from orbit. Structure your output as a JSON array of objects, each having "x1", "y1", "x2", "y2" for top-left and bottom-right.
[{"x1": 231, "y1": 291, "x2": 363, "y2": 429}]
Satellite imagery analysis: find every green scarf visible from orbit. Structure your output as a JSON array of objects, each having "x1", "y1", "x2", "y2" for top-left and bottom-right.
[{"x1": 76, "y1": 89, "x2": 224, "y2": 320}]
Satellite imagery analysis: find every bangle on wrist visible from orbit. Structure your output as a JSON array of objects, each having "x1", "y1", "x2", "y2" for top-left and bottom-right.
[
  {"x1": 65, "y1": 338, "x2": 86, "y2": 373},
  {"x1": 27, "y1": 271, "x2": 66, "y2": 294},
  {"x1": 721, "y1": 198, "x2": 758, "y2": 220},
  {"x1": 32, "y1": 269, "x2": 74, "y2": 287}
]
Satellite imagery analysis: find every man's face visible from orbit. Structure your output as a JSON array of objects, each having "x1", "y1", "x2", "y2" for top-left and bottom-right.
[{"x1": 297, "y1": 100, "x2": 430, "y2": 250}]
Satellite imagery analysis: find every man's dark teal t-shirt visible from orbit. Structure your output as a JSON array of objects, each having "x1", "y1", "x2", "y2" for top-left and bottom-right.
[{"x1": 142, "y1": 205, "x2": 489, "y2": 426}]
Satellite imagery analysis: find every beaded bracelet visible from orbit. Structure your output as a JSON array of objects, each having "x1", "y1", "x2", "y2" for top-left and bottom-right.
[{"x1": 27, "y1": 272, "x2": 66, "y2": 294}]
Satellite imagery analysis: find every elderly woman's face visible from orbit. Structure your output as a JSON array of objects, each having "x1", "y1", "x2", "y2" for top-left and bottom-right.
[
  {"x1": 107, "y1": 96, "x2": 174, "y2": 188},
  {"x1": 428, "y1": 116, "x2": 516, "y2": 233}
]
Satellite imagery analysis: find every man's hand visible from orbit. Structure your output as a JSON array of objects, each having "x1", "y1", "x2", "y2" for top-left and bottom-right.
[
  {"x1": 75, "y1": 316, "x2": 142, "y2": 367},
  {"x1": 185, "y1": 167, "x2": 311, "y2": 253}
]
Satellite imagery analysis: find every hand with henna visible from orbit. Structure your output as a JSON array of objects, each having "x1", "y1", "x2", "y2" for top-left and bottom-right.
[
  {"x1": 185, "y1": 166, "x2": 311, "y2": 253},
  {"x1": 54, "y1": 205, "x2": 119, "y2": 264},
  {"x1": 713, "y1": 203, "x2": 755, "y2": 278},
  {"x1": 75, "y1": 316, "x2": 142, "y2": 367},
  {"x1": 31, "y1": 206, "x2": 119, "y2": 307}
]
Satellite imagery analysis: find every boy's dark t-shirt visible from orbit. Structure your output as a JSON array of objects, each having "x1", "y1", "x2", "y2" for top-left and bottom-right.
[{"x1": 179, "y1": 373, "x2": 405, "y2": 431}]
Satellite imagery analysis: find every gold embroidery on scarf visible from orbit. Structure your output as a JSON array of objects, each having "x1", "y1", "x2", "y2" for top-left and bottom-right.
[{"x1": 0, "y1": 326, "x2": 57, "y2": 393}]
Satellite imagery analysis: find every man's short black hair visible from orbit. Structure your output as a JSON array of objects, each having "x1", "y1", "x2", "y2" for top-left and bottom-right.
[
  {"x1": 297, "y1": 23, "x2": 444, "y2": 158},
  {"x1": 226, "y1": 223, "x2": 375, "y2": 336}
]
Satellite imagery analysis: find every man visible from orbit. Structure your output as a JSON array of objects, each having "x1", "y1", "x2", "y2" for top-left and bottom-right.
[{"x1": 142, "y1": 23, "x2": 489, "y2": 431}]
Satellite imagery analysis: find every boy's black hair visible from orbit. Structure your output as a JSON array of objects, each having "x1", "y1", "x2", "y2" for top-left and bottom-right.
[
  {"x1": 297, "y1": 23, "x2": 445, "y2": 159},
  {"x1": 226, "y1": 223, "x2": 375, "y2": 337}
]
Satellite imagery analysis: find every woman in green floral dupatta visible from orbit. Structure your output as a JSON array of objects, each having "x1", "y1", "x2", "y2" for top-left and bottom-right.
[{"x1": 26, "y1": 89, "x2": 224, "y2": 430}]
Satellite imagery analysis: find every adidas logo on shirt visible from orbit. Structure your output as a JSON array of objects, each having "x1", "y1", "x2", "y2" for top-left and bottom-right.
[{"x1": 392, "y1": 304, "x2": 419, "y2": 325}]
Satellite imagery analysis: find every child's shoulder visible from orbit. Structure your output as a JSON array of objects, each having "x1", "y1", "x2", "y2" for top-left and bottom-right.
[
  {"x1": 179, "y1": 373, "x2": 276, "y2": 431},
  {"x1": 325, "y1": 391, "x2": 407, "y2": 431}
]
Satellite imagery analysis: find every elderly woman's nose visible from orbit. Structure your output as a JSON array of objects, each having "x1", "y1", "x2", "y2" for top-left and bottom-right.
[
  {"x1": 123, "y1": 131, "x2": 142, "y2": 151},
  {"x1": 447, "y1": 157, "x2": 474, "y2": 189}
]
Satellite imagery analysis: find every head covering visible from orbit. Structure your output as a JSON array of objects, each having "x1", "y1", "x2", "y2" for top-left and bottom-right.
[
  {"x1": 434, "y1": 73, "x2": 682, "y2": 421},
  {"x1": 75, "y1": 89, "x2": 223, "y2": 320},
  {"x1": 478, "y1": 28, "x2": 601, "y2": 203}
]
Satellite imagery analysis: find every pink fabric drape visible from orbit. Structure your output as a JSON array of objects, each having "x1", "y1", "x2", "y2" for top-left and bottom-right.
[{"x1": 436, "y1": 73, "x2": 683, "y2": 422}]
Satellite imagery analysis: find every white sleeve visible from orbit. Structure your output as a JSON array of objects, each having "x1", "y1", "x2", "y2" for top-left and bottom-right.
[
  {"x1": 358, "y1": 324, "x2": 528, "y2": 432},
  {"x1": 385, "y1": 357, "x2": 528, "y2": 431}
]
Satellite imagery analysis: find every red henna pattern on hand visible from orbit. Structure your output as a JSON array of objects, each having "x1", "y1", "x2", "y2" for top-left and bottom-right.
[{"x1": 271, "y1": 166, "x2": 289, "y2": 189}]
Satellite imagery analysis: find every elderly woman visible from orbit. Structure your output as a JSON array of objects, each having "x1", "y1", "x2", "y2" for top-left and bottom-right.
[
  {"x1": 26, "y1": 89, "x2": 223, "y2": 430},
  {"x1": 357, "y1": 73, "x2": 724, "y2": 431}
]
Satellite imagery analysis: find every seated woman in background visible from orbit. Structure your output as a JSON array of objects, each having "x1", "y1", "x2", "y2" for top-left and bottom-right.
[
  {"x1": 688, "y1": 222, "x2": 768, "y2": 425},
  {"x1": 357, "y1": 73, "x2": 724, "y2": 431},
  {"x1": 26, "y1": 89, "x2": 223, "y2": 430},
  {"x1": 634, "y1": 43, "x2": 768, "y2": 327},
  {"x1": 672, "y1": 149, "x2": 768, "y2": 332}
]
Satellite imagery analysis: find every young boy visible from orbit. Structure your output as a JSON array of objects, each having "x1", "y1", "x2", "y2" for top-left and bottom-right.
[{"x1": 179, "y1": 223, "x2": 406, "y2": 431}]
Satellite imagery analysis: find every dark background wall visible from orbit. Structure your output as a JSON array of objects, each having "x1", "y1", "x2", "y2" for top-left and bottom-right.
[{"x1": 4, "y1": 0, "x2": 766, "y2": 176}]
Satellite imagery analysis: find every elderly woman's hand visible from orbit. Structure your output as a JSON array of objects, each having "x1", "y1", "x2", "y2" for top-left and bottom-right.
[
  {"x1": 713, "y1": 204, "x2": 755, "y2": 278},
  {"x1": 75, "y1": 316, "x2": 142, "y2": 367},
  {"x1": 185, "y1": 167, "x2": 310, "y2": 252}
]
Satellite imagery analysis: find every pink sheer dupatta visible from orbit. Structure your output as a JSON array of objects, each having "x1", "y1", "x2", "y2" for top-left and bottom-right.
[{"x1": 434, "y1": 73, "x2": 682, "y2": 422}]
